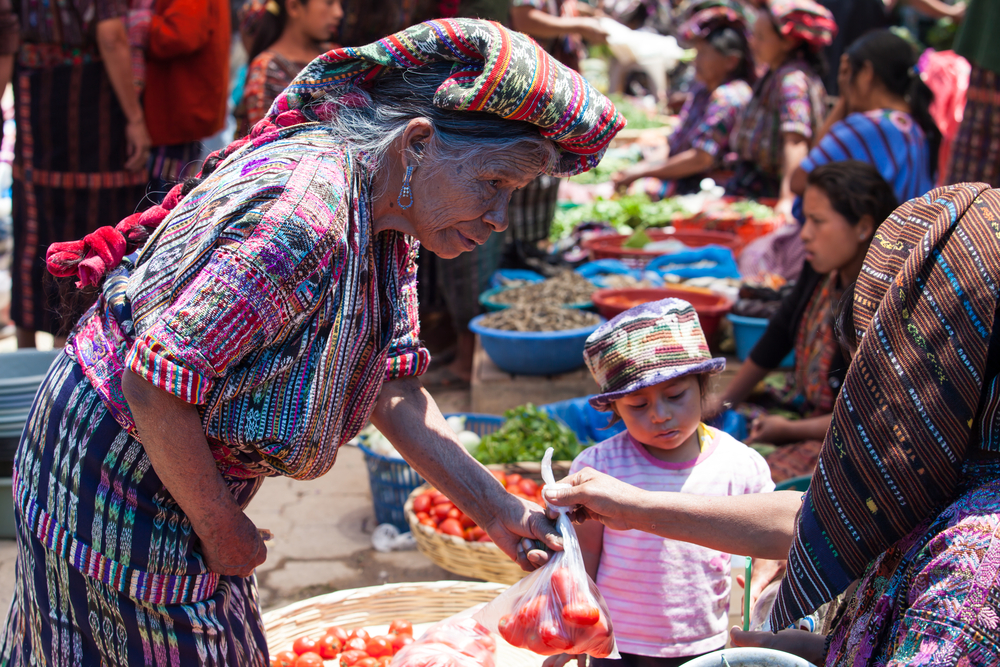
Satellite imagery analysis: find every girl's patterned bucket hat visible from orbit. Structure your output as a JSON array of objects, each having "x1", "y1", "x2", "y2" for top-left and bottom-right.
[{"x1": 584, "y1": 298, "x2": 725, "y2": 410}]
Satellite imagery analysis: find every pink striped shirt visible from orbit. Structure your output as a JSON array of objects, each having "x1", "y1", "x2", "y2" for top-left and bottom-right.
[{"x1": 571, "y1": 425, "x2": 774, "y2": 658}]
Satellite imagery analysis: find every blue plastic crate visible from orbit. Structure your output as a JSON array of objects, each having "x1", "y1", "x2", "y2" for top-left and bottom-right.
[
  {"x1": 358, "y1": 413, "x2": 505, "y2": 531},
  {"x1": 727, "y1": 314, "x2": 794, "y2": 369}
]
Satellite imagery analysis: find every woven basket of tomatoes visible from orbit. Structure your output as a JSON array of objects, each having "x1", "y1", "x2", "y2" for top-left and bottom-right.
[
  {"x1": 403, "y1": 464, "x2": 569, "y2": 586},
  {"x1": 262, "y1": 580, "x2": 544, "y2": 666}
]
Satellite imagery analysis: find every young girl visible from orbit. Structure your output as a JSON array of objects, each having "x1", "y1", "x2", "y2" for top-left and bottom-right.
[{"x1": 552, "y1": 298, "x2": 776, "y2": 667}]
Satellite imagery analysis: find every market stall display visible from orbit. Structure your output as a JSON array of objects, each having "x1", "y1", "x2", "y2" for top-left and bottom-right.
[
  {"x1": 469, "y1": 310, "x2": 605, "y2": 376},
  {"x1": 478, "y1": 272, "x2": 597, "y2": 312},
  {"x1": 473, "y1": 404, "x2": 586, "y2": 466},
  {"x1": 582, "y1": 229, "x2": 740, "y2": 268},
  {"x1": 262, "y1": 581, "x2": 545, "y2": 667}
]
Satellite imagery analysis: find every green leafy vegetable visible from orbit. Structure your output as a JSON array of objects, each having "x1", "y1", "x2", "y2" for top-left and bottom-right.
[
  {"x1": 727, "y1": 200, "x2": 776, "y2": 220},
  {"x1": 623, "y1": 226, "x2": 651, "y2": 249},
  {"x1": 550, "y1": 194, "x2": 694, "y2": 241},
  {"x1": 608, "y1": 94, "x2": 667, "y2": 130},
  {"x1": 473, "y1": 404, "x2": 587, "y2": 464}
]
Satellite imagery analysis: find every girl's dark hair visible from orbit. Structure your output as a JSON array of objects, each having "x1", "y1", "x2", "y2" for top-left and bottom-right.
[
  {"x1": 834, "y1": 280, "x2": 858, "y2": 357},
  {"x1": 247, "y1": 0, "x2": 296, "y2": 62},
  {"x1": 806, "y1": 160, "x2": 898, "y2": 230},
  {"x1": 846, "y1": 29, "x2": 942, "y2": 177},
  {"x1": 705, "y1": 24, "x2": 756, "y2": 85}
]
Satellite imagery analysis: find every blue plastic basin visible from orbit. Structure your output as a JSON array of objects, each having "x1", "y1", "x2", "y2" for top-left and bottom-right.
[
  {"x1": 727, "y1": 314, "x2": 794, "y2": 369},
  {"x1": 469, "y1": 314, "x2": 605, "y2": 376}
]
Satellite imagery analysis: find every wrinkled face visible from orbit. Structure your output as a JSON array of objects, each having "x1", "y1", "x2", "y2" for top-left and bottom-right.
[
  {"x1": 405, "y1": 145, "x2": 546, "y2": 259},
  {"x1": 613, "y1": 376, "x2": 702, "y2": 460},
  {"x1": 694, "y1": 40, "x2": 739, "y2": 87},
  {"x1": 800, "y1": 185, "x2": 867, "y2": 275},
  {"x1": 290, "y1": 0, "x2": 343, "y2": 43}
]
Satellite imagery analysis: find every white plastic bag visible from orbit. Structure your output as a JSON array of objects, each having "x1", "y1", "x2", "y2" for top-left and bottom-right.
[
  {"x1": 390, "y1": 615, "x2": 497, "y2": 667},
  {"x1": 474, "y1": 449, "x2": 619, "y2": 659}
]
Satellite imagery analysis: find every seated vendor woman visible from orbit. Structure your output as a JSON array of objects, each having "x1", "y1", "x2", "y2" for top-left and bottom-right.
[
  {"x1": 790, "y1": 29, "x2": 939, "y2": 204},
  {"x1": 726, "y1": 0, "x2": 834, "y2": 220},
  {"x1": 611, "y1": 1, "x2": 754, "y2": 197},
  {"x1": 708, "y1": 161, "x2": 898, "y2": 482}
]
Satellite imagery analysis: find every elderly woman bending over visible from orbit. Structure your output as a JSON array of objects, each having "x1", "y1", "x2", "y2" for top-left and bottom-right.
[{"x1": 1, "y1": 20, "x2": 624, "y2": 666}]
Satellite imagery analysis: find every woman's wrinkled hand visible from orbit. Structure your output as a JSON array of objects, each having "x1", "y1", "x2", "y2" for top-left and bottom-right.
[
  {"x1": 729, "y1": 627, "x2": 828, "y2": 665},
  {"x1": 611, "y1": 169, "x2": 638, "y2": 192},
  {"x1": 482, "y1": 493, "x2": 563, "y2": 572},
  {"x1": 542, "y1": 467, "x2": 642, "y2": 531},
  {"x1": 198, "y1": 510, "x2": 268, "y2": 578}
]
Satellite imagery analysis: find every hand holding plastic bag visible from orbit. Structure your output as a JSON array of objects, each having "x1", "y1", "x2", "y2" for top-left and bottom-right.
[
  {"x1": 474, "y1": 449, "x2": 619, "y2": 659},
  {"x1": 390, "y1": 616, "x2": 497, "y2": 667}
]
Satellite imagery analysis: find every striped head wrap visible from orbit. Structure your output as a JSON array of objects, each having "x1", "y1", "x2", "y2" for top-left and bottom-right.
[
  {"x1": 263, "y1": 18, "x2": 625, "y2": 177},
  {"x1": 772, "y1": 183, "x2": 1000, "y2": 628},
  {"x1": 767, "y1": 0, "x2": 836, "y2": 50},
  {"x1": 584, "y1": 298, "x2": 725, "y2": 410},
  {"x1": 677, "y1": 0, "x2": 753, "y2": 42},
  {"x1": 46, "y1": 18, "x2": 623, "y2": 287}
]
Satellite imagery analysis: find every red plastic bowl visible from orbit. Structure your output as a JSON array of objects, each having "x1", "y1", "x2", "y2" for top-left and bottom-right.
[
  {"x1": 591, "y1": 287, "x2": 734, "y2": 343},
  {"x1": 581, "y1": 229, "x2": 741, "y2": 269}
]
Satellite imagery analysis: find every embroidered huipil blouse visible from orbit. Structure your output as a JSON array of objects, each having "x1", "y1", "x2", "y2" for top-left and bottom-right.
[{"x1": 68, "y1": 124, "x2": 429, "y2": 484}]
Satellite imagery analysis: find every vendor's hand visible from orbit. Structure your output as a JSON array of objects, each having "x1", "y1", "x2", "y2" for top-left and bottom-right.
[
  {"x1": 729, "y1": 627, "x2": 828, "y2": 665},
  {"x1": 483, "y1": 493, "x2": 562, "y2": 572},
  {"x1": 572, "y1": 17, "x2": 608, "y2": 44},
  {"x1": 542, "y1": 467, "x2": 641, "y2": 531},
  {"x1": 543, "y1": 653, "x2": 584, "y2": 667},
  {"x1": 749, "y1": 414, "x2": 792, "y2": 444},
  {"x1": 736, "y1": 559, "x2": 785, "y2": 617},
  {"x1": 611, "y1": 169, "x2": 637, "y2": 192},
  {"x1": 197, "y1": 509, "x2": 268, "y2": 578}
]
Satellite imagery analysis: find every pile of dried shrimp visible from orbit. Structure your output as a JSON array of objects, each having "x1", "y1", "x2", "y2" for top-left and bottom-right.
[
  {"x1": 479, "y1": 304, "x2": 601, "y2": 332},
  {"x1": 491, "y1": 271, "x2": 595, "y2": 307}
]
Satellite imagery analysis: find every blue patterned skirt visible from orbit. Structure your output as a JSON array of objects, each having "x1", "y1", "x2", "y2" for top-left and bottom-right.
[{"x1": 0, "y1": 352, "x2": 269, "y2": 666}]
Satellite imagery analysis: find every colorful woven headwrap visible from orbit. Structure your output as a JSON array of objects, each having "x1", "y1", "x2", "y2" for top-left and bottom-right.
[
  {"x1": 46, "y1": 18, "x2": 624, "y2": 287},
  {"x1": 677, "y1": 0, "x2": 752, "y2": 42},
  {"x1": 772, "y1": 183, "x2": 1000, "y2": 629},
  {"x1": 263, "y1": 18, "x2": 624, "y2": 176},
  {"x1": 584, "y1": 298, "x2": 725, "y2": 410},
  {"x1": 767, "y1": 0, "x2": 836, "y2": 50}
]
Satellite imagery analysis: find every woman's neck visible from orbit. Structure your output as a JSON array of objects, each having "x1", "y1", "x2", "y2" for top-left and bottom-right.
[
  {"x1": 854, "y1": 87, "x2": 910, "y2": 116},
  {"x1": 269, "y1": 26, "x2": 323, "y2": 64},
  {"x1": 838, "y1": 248, "x2": 868, "y2": 288}
]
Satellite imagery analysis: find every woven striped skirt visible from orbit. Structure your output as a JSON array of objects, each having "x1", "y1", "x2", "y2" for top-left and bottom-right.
[
  {"x1": 948, "y1": 63, "x2": 1000, "y2": 187},
  {"x1": 0, "y1": 352, "x2": 268, "y2": 666}
]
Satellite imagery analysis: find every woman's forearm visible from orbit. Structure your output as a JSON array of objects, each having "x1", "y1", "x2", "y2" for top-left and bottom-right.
[
  {"x1": 778, "y1": 132, "x2": 809, "y2": 210},
  {"x1": 626, "y1": 490, "x2": 802, "y2": 559},
  {"x1": 626, "y1": 149, "x2": 714, "y2": 183},
  {"x1": 782, "y1": 414, "x2": 832, "y2": 443},
  {"x1": 721, "y1": 358, "x2": 770, "y2": 407},
  {"x1": 96, "y1": 18, "x2": 144, "y2": 123},
  {"x1": 370, "y1": 377, "x2": 508, "y2": 528},
  {"x1": 510, "y1": 6, "x2": 582, "y2": 39}
]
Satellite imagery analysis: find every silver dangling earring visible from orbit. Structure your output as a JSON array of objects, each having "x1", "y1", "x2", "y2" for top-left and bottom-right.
[{"x1": 397, "y1": 165, "x2": 414, "y2": 209}]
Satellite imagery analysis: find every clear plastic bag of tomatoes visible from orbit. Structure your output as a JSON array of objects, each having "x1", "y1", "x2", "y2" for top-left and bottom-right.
[
  {"x1": 473, "y1": 449, "x2": 619, "y2": 660},
  {"x1": 389, "y1": 615, "x2": 497, "y2": 667}
]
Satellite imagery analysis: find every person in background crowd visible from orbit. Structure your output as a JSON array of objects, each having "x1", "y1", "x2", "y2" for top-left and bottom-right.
[
  {"x1": 235, "y1": 0, "x2": 343, "y2": 138},
  {"x1": 142, "y1": 0, "x2": 232, "y2": 199},
  {"x1": 791, "y1": 29, "x2": 939, "y2": 203},
  {"x1": 612, "y1": 0, "x2": 754, "y2": 197},
  {"x1": 726, "y1": 0, "x2": 833, "y2": 221},
  {"x1": 709, "y1": 162, "x2": 898, "y2": 482},
  {"x1": 336, "y1": 0, "x2": 413, "y2": 47},
  {"x1": 946, "y1": 0, "x2": 1000, "y2": 186},
  {"x1": 11, "y1": 0, "x2": 151, "y2": 348}
]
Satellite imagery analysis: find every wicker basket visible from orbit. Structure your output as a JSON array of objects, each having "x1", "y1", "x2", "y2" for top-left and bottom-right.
[
  {"x1": 404, "y1": 462, "x2": 571, "y2": 585},
  {"x1": 262, "y1": 580, "x2": 544, "y2": 666}
]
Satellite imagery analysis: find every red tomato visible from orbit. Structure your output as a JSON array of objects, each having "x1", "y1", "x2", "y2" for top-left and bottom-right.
[
  {"x1": 269, "y1": 657, "x2": 281, "y2": 667},
  {"x1": 326, "y1": 626, "x2": 349, "y2": 644},
  {"x1": 447, "y1": 507, "x2": 463, "y2": 521},
  {"x1": 293, "y1": 653, "x2": 324, "y2": 667},
  {"x1": 344, "y1": 637, "x2": 368, "y2": 653},
  {"x1": 274, "y1": 650, "x2": 298, "y2": 667},
  {"x1": 518, "y1": 478, "x2": 539, "y2": 496},
  {"x1": 498, "y1": 614, "x2": 525, "y2": 647},
  {"x1": 390, "y1": 633, "x2": 414, "y2": 653},
  {"x1": 459, "y1": 514, "x2": 476, "y2": 529},
  {"x1": 339, "y1": 650, "x2": 369, "y2": 666},
  {"x1": 292, "y1": 636, "x2": 318, "y2": 656},
  {"x1": 428, "y1": 490, "x2": 445, "y2": 504},
  {"x1": 438, "y1": 518, "x2": 464, "y2": 537},
  {"x1": 477, "y1": 533, "x2": 493, "y2": 542},
  {"x1": 505, "y1": 473, "x2": 523, "y2": 488},
  {"x1": 550, "y1": 567, "x2": 575, "y2": 605},
  {"x1": 415, "y1": 511, "x2": 431, "y2": 523},
  {"x1": 388, "y1": 619, "x2": 413, "y2": 636},
  {"x1": 562, "y1": 603, "x2": 600, "y2": 626},
  {"x1": 365, "y1": 636, "x2": 392, "y2": 659},
  {"x1": 355, "y1": 659, "x2": 378, "y2": 667},
  {"x1": 376, "y1": 658, "x2": 392, "y2": 667},
  {"x1": 348, "y1": 629, "x2": 370, "y2": 643},
  {"x1": 412, "y1": 493, "x2": 432, "y2": 513},
  {"x1": 539, "y1": 622, "x2": 573, "y2": 652},
  {"x1": 318, "y1": 634, "x2": 342, "y2": 659},
  {"x1": 431, "y1": 502, "x2": 454, "y2": 520},
  {"x1": 516, "y1": 594, "x2": 549, "y2": 627},
  {"x1": 419, "y1": 518, "x2": 436, "y2": 528}
]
